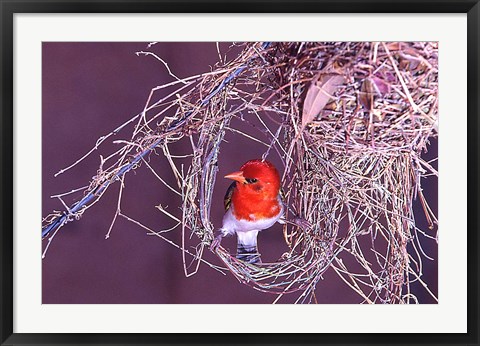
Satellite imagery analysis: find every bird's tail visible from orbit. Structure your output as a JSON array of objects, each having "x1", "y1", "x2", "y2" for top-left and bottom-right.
[{"x1": 236, "y1": 230, "x2": 261, "y2": 264}]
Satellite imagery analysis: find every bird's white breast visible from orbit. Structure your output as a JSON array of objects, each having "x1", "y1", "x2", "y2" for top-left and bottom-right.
[{"x1": 220, "y1": 196, "x2": 284, "y2": 236}]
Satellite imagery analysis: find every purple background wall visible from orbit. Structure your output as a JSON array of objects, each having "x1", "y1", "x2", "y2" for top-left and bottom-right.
[{"x1": 42, "y1": 42, "x2": 438, "y2": 304}]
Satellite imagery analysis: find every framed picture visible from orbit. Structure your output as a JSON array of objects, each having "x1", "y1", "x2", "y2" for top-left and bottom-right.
[{"x1": 1, "y1": 1, "x2": 478, "y2": 345}]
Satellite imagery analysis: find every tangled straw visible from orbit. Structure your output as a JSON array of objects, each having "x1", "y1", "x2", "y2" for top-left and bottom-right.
[{"x1": 43, "y1": 42, "x2": 438, "y2": 303}]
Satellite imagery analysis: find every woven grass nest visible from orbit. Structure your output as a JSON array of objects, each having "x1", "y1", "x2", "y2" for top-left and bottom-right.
[{"x1": 43, "y1": 42, "x2": 438, "y2": 304}]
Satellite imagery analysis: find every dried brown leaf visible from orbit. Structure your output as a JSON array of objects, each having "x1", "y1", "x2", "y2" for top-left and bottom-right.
[
  {"x1": 359, "y1": 78, "x2": 375, "y2": 110},
  {"x1": 371, "y1": 76, "x2": 390, "y2": 95},
  {"x1": 359, "y1": 76, "x2": 390, "y2": 110},
  {"x1": 385, "y1": 42, "x2": 402, "y2": 51},
  {"x1": 302, "y1": 73, "x2": 344, "y2": 127}
]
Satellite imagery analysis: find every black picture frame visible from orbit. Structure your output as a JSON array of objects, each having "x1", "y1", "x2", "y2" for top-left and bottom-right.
[{"x1": 1, "y1": 1, "x2": 478, "y2": 345}]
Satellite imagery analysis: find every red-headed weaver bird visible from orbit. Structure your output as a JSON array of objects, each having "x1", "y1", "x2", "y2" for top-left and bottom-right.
[{"x1": 211, "y1": 159, "x2": 284, "y2": 264}]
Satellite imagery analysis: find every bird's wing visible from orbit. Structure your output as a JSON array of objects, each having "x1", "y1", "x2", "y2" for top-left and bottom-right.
[
  {"x1": 223, "y1": 182, "x2": 236, "y2": 211},
  {"x1": 279, "y1": 187, "x2": 286, "y2": 204}
]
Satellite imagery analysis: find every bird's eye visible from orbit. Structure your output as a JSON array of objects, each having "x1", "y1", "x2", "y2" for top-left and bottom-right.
[{"x1": 245, "y1": 178, "x2": 258, "y2": 184}]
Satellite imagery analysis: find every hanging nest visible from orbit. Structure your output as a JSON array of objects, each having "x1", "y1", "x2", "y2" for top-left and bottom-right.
[{"x1": 43, "y1": 42, "x2": 438, "y2": 303}]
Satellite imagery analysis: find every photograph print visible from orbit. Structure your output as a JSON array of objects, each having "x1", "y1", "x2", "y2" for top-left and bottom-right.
[{"x1": 42, "y1": 42, "x2": 438, "y2": 304}]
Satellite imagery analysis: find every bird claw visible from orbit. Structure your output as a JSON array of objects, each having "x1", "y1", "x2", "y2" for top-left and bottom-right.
[
  {"x1": 209, "y1": 234, "x2": 223, "y2": 252},
  {"x1": 236, "y1": 252, "x2": 262, "y2": 264}
]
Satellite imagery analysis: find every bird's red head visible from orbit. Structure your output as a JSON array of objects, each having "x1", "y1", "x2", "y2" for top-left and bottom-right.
[{"x1": 224, "y1": 159, "x2": 281, "y2": 198}]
